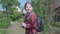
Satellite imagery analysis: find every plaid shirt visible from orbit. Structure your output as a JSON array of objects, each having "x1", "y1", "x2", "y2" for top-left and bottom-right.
[{"x1": 24, "y1": 12, "x2": 37, "y2": 34}]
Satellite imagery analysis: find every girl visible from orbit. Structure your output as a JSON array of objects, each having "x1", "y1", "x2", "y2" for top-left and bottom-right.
[{"x1": 22, "y1": 2, "x2": 37, "y2": 34}]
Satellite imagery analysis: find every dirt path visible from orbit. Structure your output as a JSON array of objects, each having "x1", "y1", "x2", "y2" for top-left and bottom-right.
[{"x1": 7, "y1": 21, "x2": 25, "y2": 34}]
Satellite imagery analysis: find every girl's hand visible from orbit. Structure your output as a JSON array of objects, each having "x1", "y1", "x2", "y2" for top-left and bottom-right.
[{"x1": 22, "y1": 23, "x2": 26, "y2": 28}]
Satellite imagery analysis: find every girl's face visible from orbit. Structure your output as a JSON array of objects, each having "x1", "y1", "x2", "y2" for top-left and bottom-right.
[{"x1": 25, "y1": 3, "x2": 33, "y2": 13}]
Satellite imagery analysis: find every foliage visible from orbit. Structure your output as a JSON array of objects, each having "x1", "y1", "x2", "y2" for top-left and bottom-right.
[
  {"x1": 32, "y1": 0, "x2": 60, "y2": 34},
  {"x1": 0, "y1": 28, "x2": 7, "y2": 34},
  {"x1": 10, "y1": 9, "x2": 22, "y2": 21},
  {"x1": 0, "y1": 0, "x2": 22, "y2": 28},
  {"x1": 1, "y1": 0, "x2": 22, "y2": 21},
  {"x1": 1, "y1": 0, "x2": 19, "y2": 8},
  {"x1": 0, "y1": 11, "x2": 10, "y2": 28},
  {"x1": 7, "y1": 6, "x2": 22, "y2": 21}
]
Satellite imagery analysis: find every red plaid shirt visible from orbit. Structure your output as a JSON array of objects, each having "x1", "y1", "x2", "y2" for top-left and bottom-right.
[{"x1": 24, "y1": 12, "x2": 37, "y2": 34}]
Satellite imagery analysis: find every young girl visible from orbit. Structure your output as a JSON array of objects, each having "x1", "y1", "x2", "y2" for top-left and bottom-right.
[{"x1": 22, "y1": 2, "x2": 37, "y2": 34}]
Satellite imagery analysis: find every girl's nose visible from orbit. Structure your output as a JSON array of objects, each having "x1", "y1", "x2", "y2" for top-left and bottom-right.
[{"x1": 27, "y1": 9, "x2": 30, "y2": 10}]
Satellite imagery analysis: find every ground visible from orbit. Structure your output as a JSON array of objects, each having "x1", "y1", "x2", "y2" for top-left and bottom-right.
[{"x1": 7, "y1": 21, "x2": 25, "y2": 34}]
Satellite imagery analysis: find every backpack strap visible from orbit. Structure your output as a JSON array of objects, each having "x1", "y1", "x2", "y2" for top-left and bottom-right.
[{"x1": 25, "y1": 13, "x2": 33, "y2": 20}]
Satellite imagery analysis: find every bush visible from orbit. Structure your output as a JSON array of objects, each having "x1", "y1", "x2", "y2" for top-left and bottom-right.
[
  {"x1": 0, "y1": 11, "x2": 10, "y2": 28},
  {"x1": 7, "y1": 6, "x2": 22, "y2": 21},
  {"x1": 10, "y1": 11, "x2": 22, "y2": 21}
]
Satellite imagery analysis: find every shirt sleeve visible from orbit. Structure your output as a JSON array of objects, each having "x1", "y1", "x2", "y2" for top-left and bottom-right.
[
  {"x1": 29, "y1": 15, "x2": 36, "y2": 29},
  {"x1": 25, "y1": 14, "x2": 36, "y2": 29}
]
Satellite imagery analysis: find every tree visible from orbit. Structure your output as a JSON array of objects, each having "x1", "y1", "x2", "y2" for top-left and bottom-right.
[{"x1": 0, "y1": 0, "x2": 21, "y2": 27}]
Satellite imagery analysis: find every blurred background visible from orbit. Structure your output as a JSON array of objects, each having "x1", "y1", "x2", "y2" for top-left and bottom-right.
[{"x1": 0, "y1": 0, "x2": 60, "y2": 34}]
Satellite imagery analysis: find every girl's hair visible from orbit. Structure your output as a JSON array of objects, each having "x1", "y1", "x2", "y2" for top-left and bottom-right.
[{"x1": 24, "y1": 2, "x2": 33, "y2": 9}]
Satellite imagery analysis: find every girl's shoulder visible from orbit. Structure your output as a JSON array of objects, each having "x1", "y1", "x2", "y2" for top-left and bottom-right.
[
  {"x1": 29, "y1": 12, "x2": 36, "y2": 18},
  {"x1": 30, "y1": 12, "x2": 35, "y2": 16}
]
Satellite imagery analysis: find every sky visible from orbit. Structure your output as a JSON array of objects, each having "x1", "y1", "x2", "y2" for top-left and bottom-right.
[
  {"x1": 0, "y1": 5, "x2": 2, "y2": 10},
  {"x1": 0, "y1": 0, "x2": 31, "y2": 11},
  {"x1": 18, "y1": 0, "x2": 31, "y2": 8}
]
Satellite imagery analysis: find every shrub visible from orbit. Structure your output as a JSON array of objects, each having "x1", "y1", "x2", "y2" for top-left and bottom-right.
[{"x1": 0, "y1": 11, "x2": 10, "y2": 28}]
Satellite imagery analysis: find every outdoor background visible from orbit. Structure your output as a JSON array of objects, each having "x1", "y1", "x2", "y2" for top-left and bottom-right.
[{"x1": 0, "y1": 0, "x2": 60, "y2": 34}]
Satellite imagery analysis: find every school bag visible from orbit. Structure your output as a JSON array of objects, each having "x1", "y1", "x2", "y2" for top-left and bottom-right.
[
  {"x1": 36, "y1": 16, "x2": 43, "y2": 32},
  {"x1": 24, "y1": 13, "x2": 43, "y2": 32}
]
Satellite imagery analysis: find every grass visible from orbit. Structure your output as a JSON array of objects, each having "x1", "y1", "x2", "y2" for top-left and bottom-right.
[
  {"x1": 0, "y1": 28, "x2": 7, "y2": 34},
  {"x1": 0, "y1": 17, "x2": 11, "y2": 28},
  {"x1": 17, "y1": 18, "x2": 24, "y2": 23}
]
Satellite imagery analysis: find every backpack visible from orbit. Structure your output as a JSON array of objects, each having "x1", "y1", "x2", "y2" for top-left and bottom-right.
[
  {"x1": 24, "y1": 13, "x2": 43, "y2": 32},
  {"x1": 36, "y1": 16, "x2": 43, "y2": 32}
]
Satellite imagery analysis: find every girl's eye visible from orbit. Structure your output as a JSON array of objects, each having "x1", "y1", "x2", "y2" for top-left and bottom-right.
[
  {"x1": 26, "y1": 7, "x2": 28, "y2": 8},
  {"x1": 26, "y1": 6, "x2": 32, "y2": 8}
]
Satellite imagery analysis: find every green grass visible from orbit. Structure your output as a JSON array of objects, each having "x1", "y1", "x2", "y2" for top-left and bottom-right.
[
  {"x1": 0, "y1": 17, "x2": 10, "y2": 28},
  {"x1": 0, "y1": 28, "x2": 7, "y2": 34},
  {"x1": 17, "y1": 18, "x2": 24, "y2": 23},
  {"x1": 0, "y1": 18, "x2": 7, "y2": 28},
  {"x1": 0, "y1": 12, "x2": 10, "y2": 28}
]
